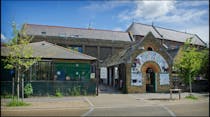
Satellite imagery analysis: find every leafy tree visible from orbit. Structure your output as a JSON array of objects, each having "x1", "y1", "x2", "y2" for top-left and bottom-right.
[
  {"x1": 2, "y1": 23, "x2": 40, "y2": 101},
  {"x1": 198, "y1": 49, "x2": 209, "y2": 80},
  {"x1": 174, "y1": 38, "x2": 203, "y2": 96}
]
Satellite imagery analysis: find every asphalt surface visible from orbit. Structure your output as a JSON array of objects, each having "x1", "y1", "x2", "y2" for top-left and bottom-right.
[{"x1": 1, "y1": 85, "x2": 209, "y2": 116}]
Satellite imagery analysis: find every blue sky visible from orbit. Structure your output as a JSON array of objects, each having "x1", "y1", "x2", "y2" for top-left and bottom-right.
[{"x1": 1, "y1": 0, "x2": 209, "y2": 45}]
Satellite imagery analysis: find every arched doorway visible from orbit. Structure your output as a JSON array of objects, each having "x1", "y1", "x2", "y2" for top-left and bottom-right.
[
  {"x1": 146, "y1": 68, "x2": 155, "y2": 92},
  {"x1": 141, "y1": 62, "x2": 161, "y2": 93}
]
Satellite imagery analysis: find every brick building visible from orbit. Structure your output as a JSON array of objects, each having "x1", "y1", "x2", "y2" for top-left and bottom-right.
[{"x1": 23, "y1": 22, "x2": 207, "y2": 93}]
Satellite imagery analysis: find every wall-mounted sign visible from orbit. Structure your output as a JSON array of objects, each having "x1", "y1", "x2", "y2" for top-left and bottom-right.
[
  {"x1": 114, "y1": 67, "x2": 118, "y2": 79},
  {"x1": 134, "y1": 51, "x2": 169, "y2": 73},
  {"x1": 90, "y1": 73, "x2": 95, "y2": 79},
  {"x1": 160, "y1": 73, "x2": 170, "y2": 85},
  {"x1": 131, "y1": 71, "x2": 142, "y2": 86},
  {"x1": 100, "y1": 67, "x2": 107, "y2": 79}
]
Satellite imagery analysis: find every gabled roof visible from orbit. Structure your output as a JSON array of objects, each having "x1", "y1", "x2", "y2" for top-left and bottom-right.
[
  {"x1": 127, "y1": 22, "x2": 206, "y2": 46},
  {"x1": 103, "y1": 32, "x2": 173, "y2": 67},
  {"x1": 24, "y1": 24, "x2": 132, "y2": 42},
  {"x1": 1, "y1": 41, "x2": 96, "y2": 60}
]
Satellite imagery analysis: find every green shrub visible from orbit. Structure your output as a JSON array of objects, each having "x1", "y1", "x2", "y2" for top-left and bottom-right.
[
  {"x1": 72, "y1": 86, "x2": 81, "y2": 96},
  {"x1": 7, "y1": 99, "x2": 30, "y2": 107},
  {"x1": 68, "y1": 86, "x2": 87, "y2": 96},
  {"x1": 55, "y1": 89, "x2": 63, "y2": 97},
  {"x1": 185, "y1": 95, "x2": 198, "y2": 100},
  {"x1": 24, "y1": 83, "x2": 33, "y2": 97}
]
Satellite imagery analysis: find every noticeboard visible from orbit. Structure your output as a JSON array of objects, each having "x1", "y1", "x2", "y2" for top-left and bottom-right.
[
  {"x1": 100, "y1": 67, "x2": 107, "y2": 79},
  {"x1": 160, "y1": 73, "x2": 170, "y2": 85}
]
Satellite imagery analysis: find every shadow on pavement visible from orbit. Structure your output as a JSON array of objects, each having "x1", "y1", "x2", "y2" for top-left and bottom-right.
[
  {"x1": 98, "y1": 84, "x2": 122, "y2": 94},
  {"x1": 147, "y1": 98, "x2": 176, "y2": 101}
]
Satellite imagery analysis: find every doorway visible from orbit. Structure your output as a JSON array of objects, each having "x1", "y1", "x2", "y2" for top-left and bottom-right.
[{"x1": 146, "y1": 68, "x2": 156, "y2": 92}]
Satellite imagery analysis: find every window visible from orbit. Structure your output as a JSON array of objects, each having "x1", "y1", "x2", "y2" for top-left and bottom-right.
[
  {"x1": 147, "y1": 47, "x2": 153, "y2": 51},
  {"x1": 24, "y1": 61, "x2": 52, "y2": 81},
  {"x1": 70, "y1": 35, "x2": 79, "y2": 38},
  {"x1": 41, "y1": 32, "x2": 46, "y2": 35},
  {"x1": 68, "y1": 46, "x2": 83, "y2": 53},
  {"x1": 59, "y1": 33, "x2": 66, "y2": 37}
]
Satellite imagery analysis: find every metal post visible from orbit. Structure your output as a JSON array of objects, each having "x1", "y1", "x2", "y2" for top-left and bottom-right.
[
  {"x1": 170, "y1": 89, "x2": 172, "y2": 100},
  {"x1": 21, "y1": 78, "x2": 24, "y2": 101},
  {"x1": 17, "y1": 69, "x2": 20, "y2": 101},
  {"x1": 12, "y1": 77, "x2": 14, "y2": 99},
  {"x1": 96, "y1": 68, "x2": 99, "y2": 96}
]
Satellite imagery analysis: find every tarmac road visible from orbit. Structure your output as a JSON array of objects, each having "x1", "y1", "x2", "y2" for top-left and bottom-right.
[
  {"x1": 2, "y1": 108, "x2": 89, "y2": 116},
  {"x1": 2, "y1": 100, "x2": 208, "y2": 116},
  {"x1": 1, "y1": 92, "x2": 209, "y2": 116}
]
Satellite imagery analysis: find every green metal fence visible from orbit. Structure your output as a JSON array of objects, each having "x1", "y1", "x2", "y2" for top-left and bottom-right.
[
  {"x1": 54, "y1": 62, "x2": 91, "y2": 81},
  {"x1": 1, "y1": 80, "x2": 97, "y2": 96}
]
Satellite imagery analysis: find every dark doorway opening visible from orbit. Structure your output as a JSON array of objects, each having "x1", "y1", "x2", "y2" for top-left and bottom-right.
[{"x1": 146, "y1": 67, "x2": 155, "y2": 92}]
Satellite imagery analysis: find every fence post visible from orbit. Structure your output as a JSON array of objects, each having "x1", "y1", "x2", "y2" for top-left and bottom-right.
[
  {"x1": 21, "y1": 78, "x2": 24, "y2": 101},
  {"x1": 12, "y1": 77, "x2": 14, "y2": 99},
  {"x1": 96, "y1": 68, "x2": 99, "y2": 96}
]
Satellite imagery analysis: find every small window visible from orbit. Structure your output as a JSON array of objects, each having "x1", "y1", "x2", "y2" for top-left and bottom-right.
[
  {"x1": 132, "y1": 79, "x2": 137, "y2": 83},
  {"x1": 41, "y1": 32, "x2": 46, "y2": 35},
  {"x1": 70, "y1": 35, "x2": 79, "y2": 38},
  {"x1": 147, "y1": 47, "x2": 153, "y2": 51},
  {"x1": 59, "y1": 33, "x2": 66, "y2": 37}
]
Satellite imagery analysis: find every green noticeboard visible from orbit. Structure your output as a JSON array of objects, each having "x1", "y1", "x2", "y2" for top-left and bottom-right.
[{"x1": 54, "y1": 62, "x2": 91, "y2": 81}]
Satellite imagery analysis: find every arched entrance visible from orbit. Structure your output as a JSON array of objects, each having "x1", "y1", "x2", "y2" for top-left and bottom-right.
[
  {"x1": 146, "y1": 68, "x2": 155, "y2": 92},
  {"x1": 141, "y1": 62, "x2": 161, "y2": 93},
  {"x1": 130, "y1": 51, "x2": 170, "y2": 93}
]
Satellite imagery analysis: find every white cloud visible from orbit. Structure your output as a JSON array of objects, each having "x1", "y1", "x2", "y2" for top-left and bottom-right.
[
  {"x1": 155, "y1": 9, "x2": 207, "y2": 23},
  {"x1": 118, "y1": 1, "x2": 208, "y2": 24},
  {"x1": 134, "y1": 1, "x2": 175, "y2": 19},
  {"x1": 118, "y1": 1, "x2": 176, "y2": 21},
  {"x1": 176, "y1": 1, "x2": 209, "y2": 7},
  {"x1": 84, "y1": 1, "x2": 131, "y2": 12},
  {"x1": 1, "y1": 33, "x2": 7, "y2": 40},
  {"x1": 112, "y1": 27, "x2": 123, "y2": 31}
]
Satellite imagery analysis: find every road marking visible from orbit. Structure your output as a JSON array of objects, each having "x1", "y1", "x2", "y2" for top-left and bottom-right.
[
  {"x1": 81, "y1": 107, "x2": 94, "y2": 117},
  {"x1": 84, "y1": 97, "x2": 94, "y2": 107},
  {"x1": 160, "y1": 105, "x2": 176, "y2": 117},
  {"x1": 82, "y1": 97, "x2": 95, "y2": 116}
]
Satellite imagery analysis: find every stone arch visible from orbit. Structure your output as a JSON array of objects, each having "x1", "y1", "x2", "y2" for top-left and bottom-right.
[
  {"x1": 141, "y1": 61, "x2": 161, "y2": 73},
  {"x1": 147, "y1": 47, "x2": 153, "y2": 51}
]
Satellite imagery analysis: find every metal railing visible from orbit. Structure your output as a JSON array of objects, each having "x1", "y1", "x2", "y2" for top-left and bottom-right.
[{"x1": 1, "y1": 80, "x2": 96, "y2": 96}]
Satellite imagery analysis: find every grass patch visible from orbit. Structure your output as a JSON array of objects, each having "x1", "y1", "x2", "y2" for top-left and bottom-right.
[
  {"x1": 185, "y1": 95, "x2": 198, "y2": 100},
  {"x1": 1, "y1": 94, "x2": 13, "y2": 99},
  {"x1": 7, "y1": 99, "x2": 31, "y2": 107},
  {"x1": 55, "y1": 89, "x2": 63, "y2": 97}
]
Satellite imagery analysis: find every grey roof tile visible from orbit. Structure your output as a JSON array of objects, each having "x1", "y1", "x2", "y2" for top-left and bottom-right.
[
  {"x1": 25, "y1": 24, "x2": 131, "y2": 42},
  {"x1": 127, "y1": 22, "x2": 206, "y2": 46},
  {"x1": 1, "y1": 41, "x2": 97, "y2": 60}
]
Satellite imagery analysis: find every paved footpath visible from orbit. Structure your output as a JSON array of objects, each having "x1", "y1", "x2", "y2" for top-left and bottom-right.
[{"x1": 1, "y1": 92, "x2": 209, "y2": 116}]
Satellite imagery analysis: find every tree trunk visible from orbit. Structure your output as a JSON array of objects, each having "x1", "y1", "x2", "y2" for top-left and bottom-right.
[{"x1": 189, "y1": 73, "x2": 192, "y2": 96}]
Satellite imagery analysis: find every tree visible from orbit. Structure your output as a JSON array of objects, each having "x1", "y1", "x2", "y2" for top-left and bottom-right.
[
  {"x1": 174, "y1": 38, "x2": 203, "y2": 96},
  {"x1": 198, "y1": 49, "x2": 209, "y2": 80},
  {"x1": 3, "y1": 23, "x2": 40, "y2": 101}
]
